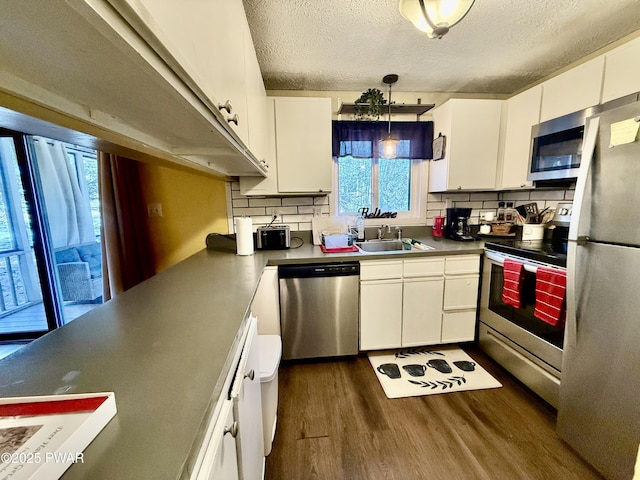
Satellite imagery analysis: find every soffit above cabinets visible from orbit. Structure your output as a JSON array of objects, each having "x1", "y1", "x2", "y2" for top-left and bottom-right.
[{"x1": 0, "y1": 0, "x2": 267, "y2": 178}]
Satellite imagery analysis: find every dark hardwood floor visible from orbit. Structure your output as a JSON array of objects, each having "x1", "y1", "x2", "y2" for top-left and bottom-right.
[{"x1": 265, "y1": 347, "x2": 603, "y2": 480}]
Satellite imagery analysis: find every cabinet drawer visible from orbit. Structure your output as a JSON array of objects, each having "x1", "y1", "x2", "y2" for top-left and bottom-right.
[
  {"x1": 443, "y1": 275, "x2": 479, "y2": 310},
  {"x1": 360, "y1": 260, "x2": 403, "y2": 280},
  {"x1": 441, "y1": 310, "x2": 476, "y2": 343},
  {"x1": 403, "y1": 257, "x2": 445, "y2": 277},
  {"x1": 445, "y1": 255, "x2": 479, "y2": 275}
]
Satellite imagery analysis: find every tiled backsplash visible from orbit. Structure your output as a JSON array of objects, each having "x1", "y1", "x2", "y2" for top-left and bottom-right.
[
  {"x1": 427, "y1": 187, "x2": 575, "y2": 225},
  {"x1": 227, "y1": 181, "x2": 575, "y2": 232},
  {"x1": 227, "y1": 181, "x2": 329, "y2": 232}
]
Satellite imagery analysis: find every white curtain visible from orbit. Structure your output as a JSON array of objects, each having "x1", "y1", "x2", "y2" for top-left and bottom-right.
[{"x1": 30, "y1": 136, "x2": 94, "y2": 248}]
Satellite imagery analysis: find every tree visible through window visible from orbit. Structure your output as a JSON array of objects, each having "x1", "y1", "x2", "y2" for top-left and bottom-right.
[
  {"x1": 337, "y1": 147, "x2": 412, "y2": 215},
  {"x1": 333, "y1": 122, "x2": 433, "y2": 218}
]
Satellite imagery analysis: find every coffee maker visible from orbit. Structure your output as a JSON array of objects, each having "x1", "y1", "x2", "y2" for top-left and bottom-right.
[{"x1": 445, "y1": 207, "x2": 474, "y2": 241}]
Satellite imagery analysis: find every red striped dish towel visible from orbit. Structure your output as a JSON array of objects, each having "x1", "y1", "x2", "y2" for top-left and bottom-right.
[
  {"x1": 534, "y1": 266, "x2": 567, "y2": 326},
  {"x1": 502, "y1": 259, "x2": 525, "y2": 308}
]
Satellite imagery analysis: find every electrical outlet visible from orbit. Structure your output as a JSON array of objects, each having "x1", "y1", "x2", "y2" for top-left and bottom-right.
[{"x1": 147, "y1": 203, "x2": 163, "y2": 217}]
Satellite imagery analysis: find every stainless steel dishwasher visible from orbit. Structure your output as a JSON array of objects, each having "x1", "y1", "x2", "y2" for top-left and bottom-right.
[{"x1": 278, "y1": 262, "x2": 360, "y2": 360}]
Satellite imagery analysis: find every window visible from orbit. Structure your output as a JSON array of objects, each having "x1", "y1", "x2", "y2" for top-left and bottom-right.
[
  {"x1": 332, "y1": 121, "x2": 433, "y2": 222},
  {"x1": 0, "y1": 130, "x2": 102, "y2": 341}
]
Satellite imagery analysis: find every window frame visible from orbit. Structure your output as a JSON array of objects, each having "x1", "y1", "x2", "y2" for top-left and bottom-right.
[{"x1": 330, "y1": 155, "x2": 428, "y2": 226}]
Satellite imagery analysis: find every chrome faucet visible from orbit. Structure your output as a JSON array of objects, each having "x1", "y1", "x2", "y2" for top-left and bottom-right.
[
  {"x1": 378, "y1": 224, "x2": 391, "y2": 240},
  {"x1": 395, "y1": 226, "x2": 402, "y2": 239}
]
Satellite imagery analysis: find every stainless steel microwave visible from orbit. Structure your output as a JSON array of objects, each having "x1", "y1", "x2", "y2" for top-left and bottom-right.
[{"x1": 528, "y1": 107, "x2": 597, "y2": 182}]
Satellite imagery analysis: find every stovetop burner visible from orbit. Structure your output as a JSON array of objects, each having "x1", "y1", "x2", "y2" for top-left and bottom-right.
[{"x1": 484, "y1": 239, "x2": 568, "y2": 267}]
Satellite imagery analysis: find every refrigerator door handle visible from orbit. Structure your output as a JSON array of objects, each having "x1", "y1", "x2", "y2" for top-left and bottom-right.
[
  {"x1": 576, "y1": 235, "x2": 589, "y2": 246},
  {"x1": 565, "y1": 117, "x2": 599, "y2": 356},
  {"x1": 565, "y1": 241, "x2": 579, "y2": 352},
  {"x1": 569, "y1": 116, "x2": 600, "y2": 242}
]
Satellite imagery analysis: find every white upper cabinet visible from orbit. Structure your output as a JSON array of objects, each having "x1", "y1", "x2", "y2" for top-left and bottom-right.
[
  {"x1": 499, "y1": 85, "x2": 541, "y2": 189},
  {"x1": 429, "y1": 99, "x2": 503, "y2": 192},
  {"x1": 239, "y1": 99, "x2": 279, "y2": 195},
  {"x1": 243, "y1": 18, "x2": 269, "y2": 166},
  {"x1": 539, "y1": 57, "x2": 605, "y2": 122},
  {"x1": 0, "y1": 0, "x2": 268, "y2": 178},
  {"x1": 240, "y1": 97, "x2": 332, "y2": 195},
  {"x1": 601, "y1": 36, "x2": 640, "y2": 104},
  {"x1": 134, "y1": 0, "x2": 249, "y2": 144},
  {"x1": 274, "y1": 97, "x2": 332, "y2": 193}
]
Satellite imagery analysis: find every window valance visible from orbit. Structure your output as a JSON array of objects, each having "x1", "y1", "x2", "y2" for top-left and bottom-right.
[{"x1": 332, "y1": 121, "x2": 434, "y2": 160}]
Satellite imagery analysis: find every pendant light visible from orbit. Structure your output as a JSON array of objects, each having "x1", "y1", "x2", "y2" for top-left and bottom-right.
[
  {"x1": 399, "y1": 0, "x2": 475, "y2": 39},
  {"x1": 379, "y1": 74, "x2": 399, "y2": 159}
]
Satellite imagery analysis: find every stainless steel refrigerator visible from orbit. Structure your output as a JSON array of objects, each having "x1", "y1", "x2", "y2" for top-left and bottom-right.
[{"x1": 559, "y1": 94, "x2": 640, "y2": 480}]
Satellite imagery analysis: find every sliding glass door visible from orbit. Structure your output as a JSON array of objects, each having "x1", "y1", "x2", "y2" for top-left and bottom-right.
[{"x1": 0, "y1": 130, "x2": 102, "y2": 341}]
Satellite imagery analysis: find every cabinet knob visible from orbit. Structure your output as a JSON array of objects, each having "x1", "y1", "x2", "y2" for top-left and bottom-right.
[
  {"x1": 218, "y1": 100, "x2": 233, "y2": 114},
  {"x1": 227, "y1": 114, "x2": 239, "y2": 126},
  {"x1": 224, "y1": 421, "x2": 238, "y2": 438},
  {"x1": 457, "y1": 186, "x2": 462, "y2": 190},
  {"x1": 520, "y1": 183, "x2": 526, "y2": 187},
  {"x1": 244, "y1": 369, "x2": 255, "y2": 381}
]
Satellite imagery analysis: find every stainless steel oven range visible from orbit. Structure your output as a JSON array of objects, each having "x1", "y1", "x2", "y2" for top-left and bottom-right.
[{"x1": 479, "y1": 239, "x2": 567, "y2": 408}]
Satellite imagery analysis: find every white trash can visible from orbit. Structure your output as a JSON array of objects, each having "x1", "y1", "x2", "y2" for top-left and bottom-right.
[{"x1": 258, "y1": 335, "x2": 281, "y2": 456}]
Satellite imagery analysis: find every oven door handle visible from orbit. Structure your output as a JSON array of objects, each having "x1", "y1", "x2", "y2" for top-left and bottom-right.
[
  {"x1": 485, "y1": 251, "x2": 541, "y2": 274},
  {"x1": 485, "y1": 250, "x2": 565, "y2": 274}
]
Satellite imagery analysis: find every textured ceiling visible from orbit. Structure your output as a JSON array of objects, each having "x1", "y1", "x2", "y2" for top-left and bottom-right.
[{"x1": 243, "y1": 0, "x2": 640, "y2": 94}]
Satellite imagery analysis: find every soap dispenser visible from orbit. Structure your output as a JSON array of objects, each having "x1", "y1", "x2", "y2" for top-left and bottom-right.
[{"x1": 356, "y1": 212, "x2": 365, "y2": 241}]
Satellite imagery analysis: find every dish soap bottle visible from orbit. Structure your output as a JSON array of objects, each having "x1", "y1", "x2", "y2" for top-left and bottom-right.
[{"x1": 356, "y1": 212, "x2": 365, "y2": 241}]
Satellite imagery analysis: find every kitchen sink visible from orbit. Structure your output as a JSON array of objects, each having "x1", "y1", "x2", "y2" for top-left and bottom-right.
[{"x1": 356, "y1": 239, "x2": 406, "y2": 252}]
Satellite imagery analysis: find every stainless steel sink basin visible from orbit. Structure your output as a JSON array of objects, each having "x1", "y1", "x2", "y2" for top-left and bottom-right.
[{"x1": 356, "y1": 239, "x2": 406, "y2": 252}]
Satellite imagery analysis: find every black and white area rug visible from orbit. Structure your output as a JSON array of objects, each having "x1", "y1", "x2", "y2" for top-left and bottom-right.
[{"x1": 368, "y1": 346, "x2": 502, "y2": 399}]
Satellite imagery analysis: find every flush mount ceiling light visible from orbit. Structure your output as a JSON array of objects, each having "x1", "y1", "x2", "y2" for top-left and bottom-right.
[
  {"x1": 399, "y1": 0, "x2": 475, "y2": 39},
  {"x1": 379, "y1": 74, "x2": 400, "y2": 159}
]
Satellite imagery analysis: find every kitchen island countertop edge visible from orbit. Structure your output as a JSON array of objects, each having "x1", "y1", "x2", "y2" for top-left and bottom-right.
[{"x1": 0, "y1": 236, "x2": 484, "y2": 479}]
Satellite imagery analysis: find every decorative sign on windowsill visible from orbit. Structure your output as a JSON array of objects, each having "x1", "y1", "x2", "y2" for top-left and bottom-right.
[
  {"x1": 432, "y1": 133, "x2": 446, "y2": 160},
  {"x1": 364, "y1": 208, "x2": 397, "y2": 219}
]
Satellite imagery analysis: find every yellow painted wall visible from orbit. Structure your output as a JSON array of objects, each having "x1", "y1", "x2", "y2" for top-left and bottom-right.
[{"x1": 138, "y1": 163, "x2": 228, "y2": 272}]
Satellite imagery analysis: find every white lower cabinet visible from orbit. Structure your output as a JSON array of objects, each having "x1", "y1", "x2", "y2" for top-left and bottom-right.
[
  {"x1": 197, "y1": 399, "x2": 239, "y2": 480},
  {"x1": 360, "y1": 279, "x2": 403, "y2": 349},
  {"x1": 194, "y1": 316, "x2": 264, "y2": 480},
  {"x1": 402, "y1": 257, "x2": 445, "y2": 347},
  {"x1": 441, "y1": 311, "x2": 477, "y2": 343},
  {"x1": 442, "y1": 255, "x2": 480, "y2": 343},
  {"x1": 359, "y1": 260, "x2": 403, "y2": 350},
  {"x1": 402, "y1": 277, "x2": 444, "y2": 346},
  {"x1": 231, "y1": 316, "x2": 265, "y2": 480},
  {"x1": 251, "y1": 266, "x2": 280, "y2": 336},
  {"x1": 359, "y1": 255, "x2": 479, "y2": 350}
]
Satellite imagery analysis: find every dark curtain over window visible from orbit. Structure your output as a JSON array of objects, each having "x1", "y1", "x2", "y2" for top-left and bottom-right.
[{"x1": 332, "y1": 121, "x2": 434, "y2": 159}]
